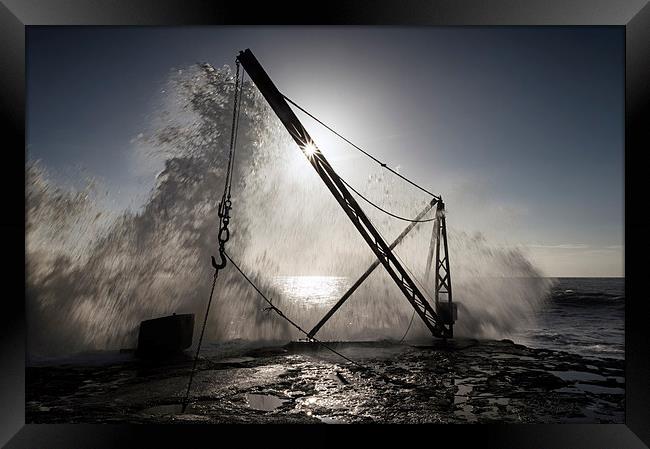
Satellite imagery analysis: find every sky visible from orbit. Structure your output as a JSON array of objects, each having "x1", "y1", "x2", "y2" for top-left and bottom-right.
[{"x1": 26, "y1": 26, "x2": 624, "y2": 277}]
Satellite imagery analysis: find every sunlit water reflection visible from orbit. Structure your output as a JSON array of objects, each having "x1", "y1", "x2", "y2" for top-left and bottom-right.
[{"x1": 273, "y1": 276, "x2": 350, "y2": 309}]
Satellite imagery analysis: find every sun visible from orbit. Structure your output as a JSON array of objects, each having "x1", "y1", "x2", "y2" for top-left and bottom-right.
[{"x1": 303, "y1": 142, "x2": 318, "y2": 158}]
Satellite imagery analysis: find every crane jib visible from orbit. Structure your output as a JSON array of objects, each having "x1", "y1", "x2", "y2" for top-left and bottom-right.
[{"x1": 236, "y1": 48, "x2": 453, "y2": 339}]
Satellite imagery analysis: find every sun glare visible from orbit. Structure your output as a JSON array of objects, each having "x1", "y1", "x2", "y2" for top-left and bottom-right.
[{"x1": 303, "y1": 142, "x2": 318, "y2": 158}]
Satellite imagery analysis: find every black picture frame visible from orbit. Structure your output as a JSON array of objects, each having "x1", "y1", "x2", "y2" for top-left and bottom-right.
[{"x1": 2, "y1": 1, "x2": 649, "y2": 447}]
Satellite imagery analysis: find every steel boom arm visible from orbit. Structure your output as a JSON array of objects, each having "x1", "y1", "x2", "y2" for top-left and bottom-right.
[
  {"x1": 307, "y1": 198, "x2": 438, "y2": 338},
  {"x1": 237, "y1": 49, "x2": 451, "y2": 338}
]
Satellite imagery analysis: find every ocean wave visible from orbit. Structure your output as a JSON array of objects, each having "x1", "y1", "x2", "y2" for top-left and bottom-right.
[
  {"x1": 551, "y1": 291, "x2": 624, "y2": 303},
  {"x1": 26, "y1": 63, "x2": 552, "y2": 356}
]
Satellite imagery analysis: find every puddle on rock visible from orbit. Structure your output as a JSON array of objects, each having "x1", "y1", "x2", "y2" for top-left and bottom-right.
[
  {"x1": 246, "y1": 393, "x2": 287, "y2": 411},
  {"x1": 318, "y1": 416, "x2": 346, "y2": 424},
  {"x1": 215, "y1": 357, "x2": 256, "y2": 365},
  {"x1": 575, "y1": 383, "x2": 624, "y2": 395},
  {"x1": 550, "y1": 370, "x2": 606, "y2": 382},
  {"x1": 454, "y1": 384, "x2": 473, "y2": 405},
  {"x1": 141, "y1": 404, "x2": 187, "y2": 415}
]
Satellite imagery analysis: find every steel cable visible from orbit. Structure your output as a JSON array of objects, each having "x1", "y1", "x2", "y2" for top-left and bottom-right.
[
  {"x1": 181, "y1": 61, "x2": 243, "y2": 412},
  {"x1": 337, "y1": 175, "x2": 435, "y2": 223},
  {"x1": 283, "y1": 93, "x2": 441, "y2": 201},
  {"x1": 224, "y1": 251, "x2": 420, "y2": 388}
]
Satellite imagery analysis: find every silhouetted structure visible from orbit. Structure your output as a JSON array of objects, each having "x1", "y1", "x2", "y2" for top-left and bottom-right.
[
  {"x1": 136, "y1": 313, "x2": 194, "y2": 358},
  {"x1": 237, "y1": 48, "x2": 455, "y2": 339}
]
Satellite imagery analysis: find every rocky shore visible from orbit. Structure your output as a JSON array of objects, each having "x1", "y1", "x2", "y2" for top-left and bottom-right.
[{"x1": 26, "y1": 339, "x2": 624, "y2": 424}]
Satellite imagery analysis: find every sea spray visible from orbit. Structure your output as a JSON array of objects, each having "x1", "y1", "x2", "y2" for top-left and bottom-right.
[{"x1": 26, "y1": 63, "x2": 552, "y2": 357}]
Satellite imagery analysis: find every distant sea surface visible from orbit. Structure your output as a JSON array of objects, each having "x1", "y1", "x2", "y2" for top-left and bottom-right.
[
  {"x1": 274, "y1": 276, "x2": 625, "y2": 361},
  {"x1": 513, "y1": 277, "x2": 624, "y2": 360},
  {"x1": 27, "y1": 277, "x2": 624, "y2": 368}
]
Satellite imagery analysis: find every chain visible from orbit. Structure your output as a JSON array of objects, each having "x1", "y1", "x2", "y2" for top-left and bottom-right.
[
  {"x1": 183, "y1": 59, "x2": 242, "y2": 412},
  {"x1": 211, "y1": 59, "x2": 241, "y2": 271}
]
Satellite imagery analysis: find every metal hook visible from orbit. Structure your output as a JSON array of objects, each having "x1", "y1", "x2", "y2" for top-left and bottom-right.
[{"x1": 211, "y1": 251, "x2": 227, "y2": 270}]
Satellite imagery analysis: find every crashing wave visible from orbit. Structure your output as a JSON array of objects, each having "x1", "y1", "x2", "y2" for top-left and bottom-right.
[{"x1": 26, "y1": 63, "x2": 552, "y2": 357}]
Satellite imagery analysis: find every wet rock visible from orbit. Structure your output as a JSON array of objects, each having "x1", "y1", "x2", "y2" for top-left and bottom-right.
[{"x1": 27, "y1": 339, "x2": 624, "y2": 424}]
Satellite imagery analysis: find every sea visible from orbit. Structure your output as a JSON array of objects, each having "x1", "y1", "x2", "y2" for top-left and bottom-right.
[
  {"x1": 275, "y1": 276, "x2": 625, "y2": 361},
  {"x1": 512, "y1": 277, "x2": 624, "y2": 360}
]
